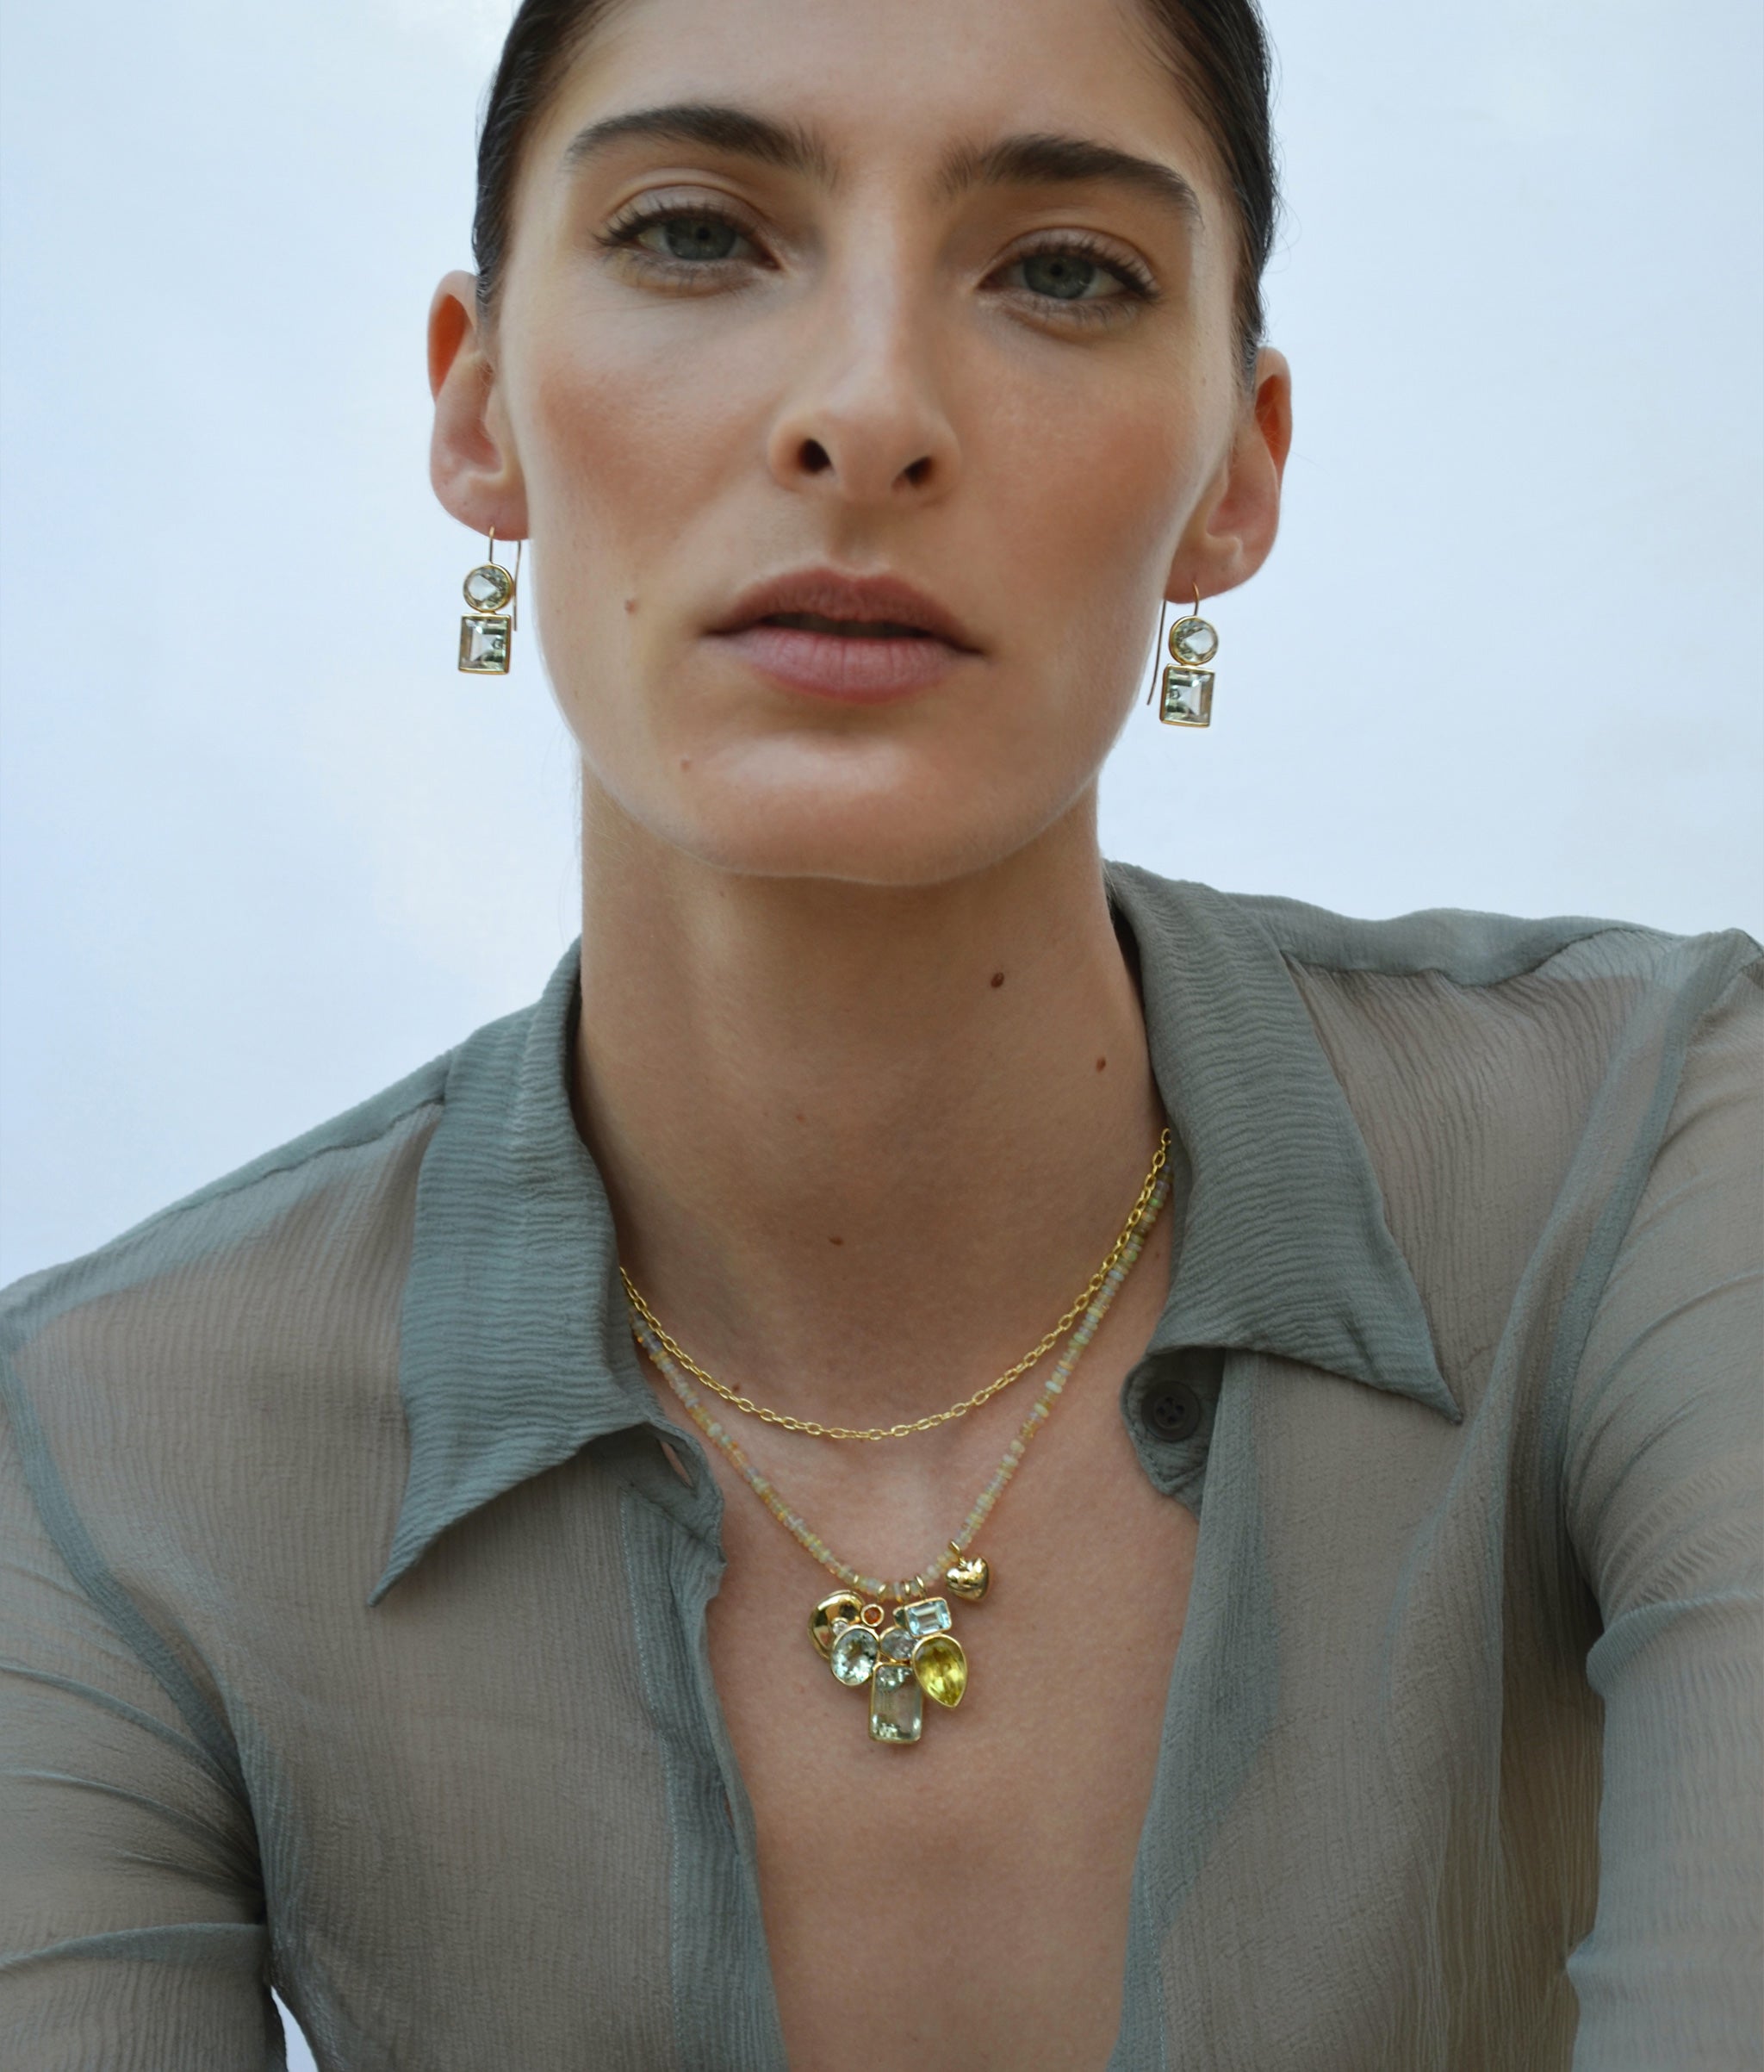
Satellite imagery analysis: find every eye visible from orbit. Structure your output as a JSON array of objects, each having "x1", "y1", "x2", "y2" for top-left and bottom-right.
[
  {"x1": 599, "y1": 198, "x2": 766, "y2": 275},
  {"x1": 632, "y1": 213, "x2": 748, "y2": 264},
  {"x1": 991, "y1": 236, "x2": 1157, "y2": 320},
  {"x1": 1016, "y1": 251, "x2": 1119, "y2": 301}
]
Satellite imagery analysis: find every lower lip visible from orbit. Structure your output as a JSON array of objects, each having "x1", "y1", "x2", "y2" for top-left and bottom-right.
[{"x1": 713, "y1": 623, "x2": 969, "y2": 701}]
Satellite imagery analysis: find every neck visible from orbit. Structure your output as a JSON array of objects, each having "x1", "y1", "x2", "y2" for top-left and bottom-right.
[{"x1": 572, "y1": 781, "x2": 1166, "y2": 1428}]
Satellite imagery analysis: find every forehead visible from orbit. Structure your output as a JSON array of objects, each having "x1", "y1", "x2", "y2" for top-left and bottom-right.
[{"x1": 528, "y1": 0, "x2": 1219, "y2": 204}]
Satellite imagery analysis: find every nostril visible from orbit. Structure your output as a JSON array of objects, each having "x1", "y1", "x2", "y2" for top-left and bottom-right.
[
  {"x1": 798, "y1": 439, "x2": 832, "y2": 475},
  {"x1": 902, "y1": 455, "x2": 933, "y2": 488}
]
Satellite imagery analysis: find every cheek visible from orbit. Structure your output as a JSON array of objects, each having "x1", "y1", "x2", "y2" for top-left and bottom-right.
[
  {"x1": 966, "y1": 358, "x2": 1207, "y2": 690},
  {"x1": 513, "y1": 304, "x2": 753, "y2": 580}
]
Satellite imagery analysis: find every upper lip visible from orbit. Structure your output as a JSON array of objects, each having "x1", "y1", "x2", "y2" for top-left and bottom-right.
[{"x1": 707, "y1": 568, "x2": 980, "y2": 650}]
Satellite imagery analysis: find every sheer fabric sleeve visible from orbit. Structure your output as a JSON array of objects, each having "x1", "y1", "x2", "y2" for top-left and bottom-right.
[
  {"x1": 0, "y1": 1391, "x2": 282, "y2": 2071},
  {"x1": 1564, "y1": 956, "x2": 1764, "y2": 2069}
]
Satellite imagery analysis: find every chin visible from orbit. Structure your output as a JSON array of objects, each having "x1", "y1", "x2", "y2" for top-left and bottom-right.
[{"x1": 613, "y1": 738, "x2": 1085, "y2": 889}]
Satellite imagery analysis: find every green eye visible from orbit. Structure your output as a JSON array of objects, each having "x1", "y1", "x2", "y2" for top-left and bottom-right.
[
  {"x1": 636, "y1": 215, "x2": 745, "y2": 262},
  {"x1": 1018, "y1": 251, "x2": 1111, "y2": 301}
]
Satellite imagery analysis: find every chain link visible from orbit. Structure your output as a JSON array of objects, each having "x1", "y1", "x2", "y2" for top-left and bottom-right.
[{"x1": 618, "y1": 1127, "x2": 1170, "y2": 1441}]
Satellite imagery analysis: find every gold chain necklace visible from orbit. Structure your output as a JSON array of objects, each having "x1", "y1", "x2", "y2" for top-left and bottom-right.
[
  {"x1": 624, "y1": 1135, "x2": 1171, "y2": 1746},
  {"x1": 619, "y1": 1129, "x2": 1170, "y2": 1441}
]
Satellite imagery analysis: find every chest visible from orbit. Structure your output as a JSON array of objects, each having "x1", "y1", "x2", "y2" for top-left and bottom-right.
[{"x1": 696, "y1": 1386, "x2": 1200, "y2": 2072}]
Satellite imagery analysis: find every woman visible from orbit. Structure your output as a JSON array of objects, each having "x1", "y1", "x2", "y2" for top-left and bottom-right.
[{"x1": 3, "y1": 0, "x2": 1758, "y2": 2065}]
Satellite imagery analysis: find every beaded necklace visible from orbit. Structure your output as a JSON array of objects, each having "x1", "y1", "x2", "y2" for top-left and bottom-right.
[{"x1": 624, "y1": 1137, "x2": 1170, "y2": 1746}]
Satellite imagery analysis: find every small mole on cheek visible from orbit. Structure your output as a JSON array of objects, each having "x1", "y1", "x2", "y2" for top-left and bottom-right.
[
  {"x1": 624, "y1": 596, "x2": 638, "y2": 614},
  {"x1": 1096, "y1": 1056, "x2": 1108, "y2": 1072},
  {"x1": 678, "y1": 757, "x2": 691, "y2": 771},
  {"x1": 829, "y1": 1235, "x2": 844, "y2": 1247},
  {"x1": 990, "y1": 972, "x2": 1005, "y2": 989},
  {"x1": 795, "y1": 1111, "x2": 805, "y2": 1123}
]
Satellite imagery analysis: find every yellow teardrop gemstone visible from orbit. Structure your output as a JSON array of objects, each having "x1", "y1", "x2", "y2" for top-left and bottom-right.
[{"x1": 912, "y1": 1632, "x2": 967, "y2": 1708}]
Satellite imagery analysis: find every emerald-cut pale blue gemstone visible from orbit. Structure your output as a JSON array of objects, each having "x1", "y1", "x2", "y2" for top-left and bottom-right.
[
  {"x1": 869, "y1": 1661, "x2": 923, "y2": 1744},
  {"x1": 898, "y1": 1596, "x2": 952, "y2": 1639}
]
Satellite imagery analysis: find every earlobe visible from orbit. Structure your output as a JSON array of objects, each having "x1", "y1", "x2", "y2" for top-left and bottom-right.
[{"x1": 428, "y1": 269, "x2": 528, "y2": 538}]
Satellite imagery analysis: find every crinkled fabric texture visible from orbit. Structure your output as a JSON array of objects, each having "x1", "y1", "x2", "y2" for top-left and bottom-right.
[{"x1": 2, "y1": 868, "x2": 1760, "y2": 2070}]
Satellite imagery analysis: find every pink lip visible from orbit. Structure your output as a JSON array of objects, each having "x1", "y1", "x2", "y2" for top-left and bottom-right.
[{"x1": 705, "y1": 567, "x2": 980, "y2": 705}]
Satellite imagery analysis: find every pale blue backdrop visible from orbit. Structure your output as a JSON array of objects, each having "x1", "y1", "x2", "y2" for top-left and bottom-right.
[{"x1": 2, "y1": 3, "x2": 1760, "y2": 2062}]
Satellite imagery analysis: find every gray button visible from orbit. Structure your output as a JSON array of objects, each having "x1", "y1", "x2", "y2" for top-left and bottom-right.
[
  {"x1": 1126, "y1": 1347, "x2": 1222, "y2": 1446},
  {"x1": 1146, "y1": 1380, "x2": 1202, "y2": 1440}
]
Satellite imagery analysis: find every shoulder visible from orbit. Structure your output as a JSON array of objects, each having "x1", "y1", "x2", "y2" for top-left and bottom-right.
[
  {"x1": 1112, "y1": 865, "x2": 1759, "y2": 1379},
  {"x1": 1112, "y1": 861, "x2": 1760, "y2": 1057},
  {"x1": 1228, "y1": 881, "x2": 1760, "y2": 1106},
  {"x1": 0, "y1": 980, "x2": 560, "y2": 1480},
  {"x1": 0, "y1": 1049, "x2": 451, "y2": 1365}
]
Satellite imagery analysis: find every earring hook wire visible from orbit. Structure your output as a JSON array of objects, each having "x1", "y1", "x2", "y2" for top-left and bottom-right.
[{"x1": 1146, "y1": 594, "x2": 1173, "y2": 706}]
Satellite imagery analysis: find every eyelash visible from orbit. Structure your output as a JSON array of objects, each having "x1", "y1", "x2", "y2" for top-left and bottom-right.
[{"x1": 596, "y1": 198, "x2": 1159, "y2": 320}]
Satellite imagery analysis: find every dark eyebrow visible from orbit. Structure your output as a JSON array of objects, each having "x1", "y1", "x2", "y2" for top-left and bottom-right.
[
  {"x1": 935, "y1": 132, "x2": 1203, "y2": 233},
  {"x1": 562, "y1": 101, "x2": 835, "y2": 184}
]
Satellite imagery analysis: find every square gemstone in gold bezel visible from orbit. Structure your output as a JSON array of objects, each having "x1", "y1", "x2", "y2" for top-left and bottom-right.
[
  {"x1": 459, "y1": 614, "x2": 512, "y2": 675},
  {"x1": 1158, "y1": 666, "x2": 1213, "y2": 727}
]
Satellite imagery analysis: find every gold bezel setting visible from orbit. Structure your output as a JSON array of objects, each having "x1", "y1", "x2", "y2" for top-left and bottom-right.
[
  {"x1": 463, "y1": 563, "x2": 515, "y2": 613},
  {"x1": 1159, "y1": 666, "x2": 1214, "y2": 727},
  {"x1": 1168, "y1": 614, "x2": 1218, "y2": 666},
  {"x1": 458, "y1": 613, "x2": 512, "y2": 675}
]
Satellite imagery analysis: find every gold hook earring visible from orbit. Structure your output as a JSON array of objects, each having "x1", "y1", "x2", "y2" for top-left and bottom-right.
[
  {"x1": 1146, "y1": 583, "x2": 1218, "y2": 728},
  {"x1": 457, "y1": 528, "x2": 520, "y2": 675}
]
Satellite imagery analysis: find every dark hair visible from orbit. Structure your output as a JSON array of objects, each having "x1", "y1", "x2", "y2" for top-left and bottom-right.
[{"x1": 472, "y1": 0, "x2": 1278, "y2": 381}]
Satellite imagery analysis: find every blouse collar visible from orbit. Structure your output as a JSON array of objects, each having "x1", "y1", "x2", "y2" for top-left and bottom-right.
[{"x1": 371, "y1": 866, "x2": 1453, "y2": 1603}]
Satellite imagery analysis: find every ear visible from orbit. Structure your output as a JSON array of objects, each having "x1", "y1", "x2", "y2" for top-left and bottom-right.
[
  {"x1": 1170, "y1": 347, "x2": 1292, "y2": 606},
  {"x1": 429, "y1": 270, "x2": 529, "y2": 538}
]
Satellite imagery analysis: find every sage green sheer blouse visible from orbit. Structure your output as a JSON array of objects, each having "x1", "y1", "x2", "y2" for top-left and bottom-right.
[{"x1": 3, "y1": 868, "x2": 1760, "y2": 2070}]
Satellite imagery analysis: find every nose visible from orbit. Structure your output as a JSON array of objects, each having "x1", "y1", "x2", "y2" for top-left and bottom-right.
[{"x1": 763, "y1": 261, "x2": 961, "y2": 507}]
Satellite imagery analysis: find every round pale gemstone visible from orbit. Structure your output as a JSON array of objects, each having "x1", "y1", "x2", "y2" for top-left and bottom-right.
[
  {"x1": 829, "y1": 1624, "x2": 879, "y2": 1686},
  {"x1": 880, "y1": 1626, "x2": 915, "y2": 1662},
  {"x1": 1170, "y1": 616, "x2": 1218, "y2": 665},
  {"x1": 464, "y1": 564, "x2": 513, "y2": 611},
  {"x1": 810, "y1": 1590, "x2": 864, "y2": 1658}
]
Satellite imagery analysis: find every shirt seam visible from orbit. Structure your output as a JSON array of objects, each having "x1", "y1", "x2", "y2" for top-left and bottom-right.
[
  {"x1": 1277, "y1": 918, "x2": 1670, "y2": 992},
  {"x1": 1542, "y1": 943, "x2": 1763, "y2": 1534}
]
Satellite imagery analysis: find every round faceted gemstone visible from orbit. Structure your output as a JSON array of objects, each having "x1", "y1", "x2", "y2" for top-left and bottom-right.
[
  {"x1": 829, "y1": 1624, "x2": 880, "y2": 1686},
  {"x1": 912, "y1": 1632, "x2": 968, "y2": 1708},
  {"x1": 463, "y1": 563, "x2": 514, "y2": 612},
  {"x1": 810, "y1": 1590, "x2": 864, "y2": 1658},
  {"x1": 879, "y1": 1626, "x2": 915, "y2": 1663},
  {"x1": 1169, "y1": 616, "x2": 1218, "y2": 665}
]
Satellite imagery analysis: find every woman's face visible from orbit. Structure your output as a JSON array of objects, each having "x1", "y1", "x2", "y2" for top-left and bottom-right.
[{"x1": 431, "y1": 0, "x2": 1290, "y2": 886}]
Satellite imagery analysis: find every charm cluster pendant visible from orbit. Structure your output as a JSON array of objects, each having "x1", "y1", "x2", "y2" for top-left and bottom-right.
[{"x1": 808, "y1": 1549, "x2": 990, "y2": 1746}]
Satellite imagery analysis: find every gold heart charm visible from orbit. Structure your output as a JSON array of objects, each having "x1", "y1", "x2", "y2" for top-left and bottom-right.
[{"x1": 944, "y1": 1548, "x2": 991, "y2": 1602}]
